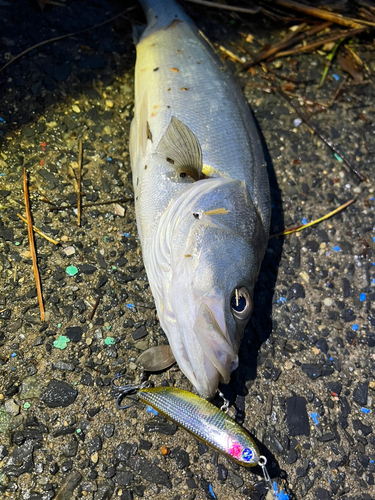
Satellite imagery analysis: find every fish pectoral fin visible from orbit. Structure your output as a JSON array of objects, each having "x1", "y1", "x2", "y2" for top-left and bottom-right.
[
  {"x1": 193, "y1": 303, "x2": 238, "y2": 384},
  {"x1": 154, "y1": 116, "x2": 202, "y2": 181}
]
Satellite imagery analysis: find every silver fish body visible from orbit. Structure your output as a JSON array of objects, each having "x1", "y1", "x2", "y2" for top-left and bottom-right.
[{"x1": 130, "y1": 0, "x2": 270, "y2": 398}]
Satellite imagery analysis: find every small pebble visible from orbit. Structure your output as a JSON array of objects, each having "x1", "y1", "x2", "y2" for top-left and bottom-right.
[{"x1": 63, "y1": 246, "x2": 75, "y2": 256}]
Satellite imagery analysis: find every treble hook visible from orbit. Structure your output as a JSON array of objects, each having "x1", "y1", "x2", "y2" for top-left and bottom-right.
[{"x1": 111, "y1": 375, "x2": 152, "y2": 409}]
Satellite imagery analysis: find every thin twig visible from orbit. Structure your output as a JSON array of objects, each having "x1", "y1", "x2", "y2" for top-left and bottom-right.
[
  {"x1": 274, "y1": 27, "x2": 365, "y2": 59},
  {"x1": 48, "y1": 197, "x2": 133, "y2": 211},
  {"x1": 183, "y1": 0, "x2": 261, "y2": 14},
  {"x1": 219, "y1": 46, "x2": 244, "y2": 64},
  {"x1": 77, "y1": 140, "x2": 83, "y2": 227},
  {"x1": 270, "y1": 198, "x2": 356, "y2": 238},
  {"x1": 277, "y1": 85, "x2": 367, "y2": 182},
  {"x1": 89, "y1": 297, "x2": 101, "y2": 321},
  {"x1": 0, "y1": 9, "x2": 133, "y2": 74},
  {"x1": 23, "y1": 169, "x2": 45, "y2": 321},
  {"x1": 17, "y1": 214, "x2": 59, "y2": 245},
  {"x1": 242, "y1": 22, "x2": 331, "y2": 69},
  {"x1": 265, "y1": 0, "x2": 364, "y2": 29}
]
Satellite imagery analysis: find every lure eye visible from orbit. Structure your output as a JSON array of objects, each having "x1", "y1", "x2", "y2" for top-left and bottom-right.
[
  {"x1": 230, "y1": 287, "x2": 252, "y2": 321},
  {"x1": 242, "y1": 447, "x2": 253, "y2": 461}
]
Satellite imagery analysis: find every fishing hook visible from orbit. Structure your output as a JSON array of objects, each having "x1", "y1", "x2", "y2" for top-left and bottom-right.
[{"x1": 111, "y1": 374, "x2": 152, "y2": 409}]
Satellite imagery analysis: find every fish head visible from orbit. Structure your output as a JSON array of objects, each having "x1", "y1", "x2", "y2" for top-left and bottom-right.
[{"x1": 152, "y1": 177, "x2": 267, "y2": 399}]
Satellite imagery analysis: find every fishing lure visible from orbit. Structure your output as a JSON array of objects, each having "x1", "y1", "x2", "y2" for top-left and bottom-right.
[{"x1": 111, "y1": 378, "x2": 284, "y2": 497}]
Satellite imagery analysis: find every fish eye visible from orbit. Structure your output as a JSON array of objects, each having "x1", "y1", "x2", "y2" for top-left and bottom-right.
[
  {"x1": 241, "y1": 447, "x2": 253, "y2": 461},
  {"x1": 230, "y1": 287, "x2": 252, "y2": 320}
]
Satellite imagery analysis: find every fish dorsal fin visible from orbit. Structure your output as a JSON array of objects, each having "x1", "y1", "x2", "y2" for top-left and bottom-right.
[{"x1": 155, "y1": 116, "x2": 202, "y2": 181}]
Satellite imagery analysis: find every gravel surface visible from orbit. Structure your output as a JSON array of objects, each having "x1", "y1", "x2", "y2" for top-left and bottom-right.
[{"x1": 0, "y1": 1, "x2": 375, "y2": 500}]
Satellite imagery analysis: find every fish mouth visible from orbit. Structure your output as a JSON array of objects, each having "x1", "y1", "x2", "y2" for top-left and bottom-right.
[{"x1": 181, "y1": 302, "x2": 238, "y2": 399}]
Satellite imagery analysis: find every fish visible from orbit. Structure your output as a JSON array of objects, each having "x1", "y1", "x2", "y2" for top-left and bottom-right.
[{"x1": 129, "y1": 0, "x2": 270, "y2": 399}]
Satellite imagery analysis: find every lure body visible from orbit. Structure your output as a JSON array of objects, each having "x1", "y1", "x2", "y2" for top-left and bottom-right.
[{"x1": 138, "y1": 386, "x2": 259, "y2": 466}]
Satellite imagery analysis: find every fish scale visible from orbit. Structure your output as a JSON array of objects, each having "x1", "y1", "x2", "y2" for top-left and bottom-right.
[{"x1": 138, "y1": 386, "x2": 260, "y2": 466}]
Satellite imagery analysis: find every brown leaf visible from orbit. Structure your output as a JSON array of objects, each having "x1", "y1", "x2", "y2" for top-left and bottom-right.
[{"x1": 337, "y1": 51, "x2": 363, "y2": 83}]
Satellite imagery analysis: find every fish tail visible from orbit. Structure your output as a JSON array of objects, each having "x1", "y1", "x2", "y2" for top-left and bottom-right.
[{"x1": 138, "y1": 0, "x2": 192, "y2": 26}]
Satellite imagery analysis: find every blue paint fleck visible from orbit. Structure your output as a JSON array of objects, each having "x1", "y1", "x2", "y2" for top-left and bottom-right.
[
  {"x1": 333, "y1": 246, "x2": 341, "y2": 251},
  {"x1": 332, "y1": 74, "x2": 339, "y2": 81},
  {"x1": 329, "y1": 357, "x2": 333, "y2": 362},
  {"x1": 302, "y1": 218, "x2": 308, "y2": 225},
  {"x1": 372, "y1": 279, "x2": 375, "y2": 284},
  {"x1": 124, "y1": 232, "x2": 132, "y2": 237},
  {"x1": 126, "y1": 303, "x2": 135, "y2": 310},
  {"x1": 146, "y1": 405, "x2": 158, "y2": 416},
  {"x1": 0, "y1": 173, "x2": 6, "y2": 177},
  {"x1": 361, "y1": 407, "x2": 370, "y2": 414},
  {"x1": 11, "y1": 352, "x2": 17, "y2": 358},
  {"x1": 360, "y1": 293, "x2": 366, "y2": 302},
  {"x1": 107, "y1": 157, "x2": 112, "y2": 161},
  {"x1": 370, "y1": 460, "x2": 374, "y2": 464},
  {"x1": 352, "y1": 324, "x2": 358, "y2": 331},
  {"x1": 273, "y1": 482, "x2": 290, "y2": 500},
  {"x1": 279, "y1": 297, "x2": 286, "y2": 303},
  {"x1": 310, "y1": 412, "x2": 319, "y2": 425},
  {"x1": 0, "y1": 117, "x2": 5, "y2": 124},
  {"x1": 208, "y1": 484, "x2": 216, "y2": 499}
]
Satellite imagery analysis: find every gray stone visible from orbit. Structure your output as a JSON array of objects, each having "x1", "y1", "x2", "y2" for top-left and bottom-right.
[
  {"x1": 2, "y1": 440, "x2": 34, "y2": 477},
  {"x1": 93, "y1": 483, "x2": 114, "y2": 500},
  {"x1": 54, "y1": 471, "x2": 82, "y2": 500},
  {"x1": 228, "y1": 471, "x2": 243, "y2": 489},
  {"x1": 4, "y1": 399, "x2": 19, "y2": 416},
  {"x1": 42, "y1": 380, "x2": 78, "y2": 408},
  {"x1": 62, "y1": 437, "x2": 78, "y2": 457},
  {"x1": 20, "y1": 377, "x2": 42, "y2": 399},
  {"x1": 116, "y1": 470, "x2": 133, "y2": 486}
]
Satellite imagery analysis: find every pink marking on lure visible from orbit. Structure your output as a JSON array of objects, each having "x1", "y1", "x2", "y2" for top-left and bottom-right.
[{"x1": 228, "y1": 442, "x2": 242, "y2": 459}]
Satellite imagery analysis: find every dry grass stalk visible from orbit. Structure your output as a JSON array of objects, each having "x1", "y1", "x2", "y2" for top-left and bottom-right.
[
  {"x1": 23, "y1": 168, "x2": 45, "y2": 321},
  {"x1": 77, "y1": 139, "x2": 83, "y2": 227},
  {"x1": 17, "y1": 213, "x2": 59, "y2": 245}
]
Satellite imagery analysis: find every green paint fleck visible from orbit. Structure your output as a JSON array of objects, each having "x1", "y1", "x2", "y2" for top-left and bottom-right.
[
  {"x1": 104, "y1": 336, "x2": 115, "y2": 345},
  {"x1": 334, "y1": 153, "x2": 343, "y2": 162},
  {"x1": 112, "y1": 266, "x2": 117, "y2": 270},
  {"x1": 104, "y1": 236, "x2": 109, "y2": 242},
  {"x1": 66, "y1": 265, "x2": 78, "y2": 276},
  {"x1": 106, "y1": 325, "x2": 112, "y2": 331},
  {"x1": 57, "y1": 323, "x2": 62, "y2": 328},
  {"x1": 53, "y1": 336, "x2": 70, "y2": 349},
  {"x1": 15, "y1": 242, "x2": 20, "y2": 246},
  {"x1": 23, "y1": 402, "x2": 31, "y2": 410},
  {"x1": 76, "y1": 428, "x2": 81, "y2": 434}
]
